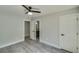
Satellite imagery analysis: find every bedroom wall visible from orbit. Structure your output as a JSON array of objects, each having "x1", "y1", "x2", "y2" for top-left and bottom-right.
[{"x1": 0, "y1": 6, "x2": 25, "y2": 48}]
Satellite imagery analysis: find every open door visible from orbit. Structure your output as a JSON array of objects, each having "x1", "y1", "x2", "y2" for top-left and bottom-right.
[
  {"x1": 59, "y1": 14, "x2": 77, "y2": 52},
  {"x1": 30, "y1": 20, "x2": 36, "y2": 40},
  {"x1": 30, "y1": 20, "x2": 40, "y2": 41}
]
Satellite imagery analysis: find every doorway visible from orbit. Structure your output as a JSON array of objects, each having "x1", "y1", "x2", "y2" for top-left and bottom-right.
[
  {"x1": 36, "y1": 21, "x2": 40, "y2": 41},
  {"x1": 30, "y1": 20, "x2": 40, "y2": 41},
  {"x1": 24, "y1": 21, "x2": 30, "y2": 39}
]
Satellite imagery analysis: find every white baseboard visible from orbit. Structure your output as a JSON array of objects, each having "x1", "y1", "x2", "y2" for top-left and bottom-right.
[
  {"x1": 0, "y1": 39, "x2": 24, "y2": 48},
  {"x1": 40, "y1": 40, "x2": 61, "y2": 49}
]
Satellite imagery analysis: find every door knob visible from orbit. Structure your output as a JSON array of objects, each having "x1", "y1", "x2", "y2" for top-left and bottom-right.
[{"x1": 61, "y1": 34, "x2": 64, "y2": 36}]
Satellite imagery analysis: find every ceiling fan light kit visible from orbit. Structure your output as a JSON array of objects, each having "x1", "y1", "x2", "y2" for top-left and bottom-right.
[{"x1": 28, "y1": 12, "x2": 33, "y2": 15}]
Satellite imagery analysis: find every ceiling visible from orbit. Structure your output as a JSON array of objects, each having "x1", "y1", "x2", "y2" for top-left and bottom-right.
[
  {"x1": 24, "y1": 5, "x2": 78, "y2": 17},
  {"x1": 0, "y1": 5, "x2": 78, "y2": 18}
]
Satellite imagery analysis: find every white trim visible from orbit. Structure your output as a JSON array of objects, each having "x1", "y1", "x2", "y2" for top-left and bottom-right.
[
  {"x1": 40, "y1": 40, "x2": 61, "y2": 49},
  {"x1": 0, "y1": 39, "x2": 24, "y2": 48}
]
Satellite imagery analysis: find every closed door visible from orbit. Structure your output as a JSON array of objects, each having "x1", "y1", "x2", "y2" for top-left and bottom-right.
[
  {"x1": 59, "y1": 14, "x2": 77, "y2": 52},
  {"x1": 77, "y1": 15, "x2": 79, "y2": 52}
]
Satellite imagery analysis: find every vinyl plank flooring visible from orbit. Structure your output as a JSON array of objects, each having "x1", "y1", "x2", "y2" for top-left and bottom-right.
[{"x1": 0, "y1": 39, "x2": 69, "y2": 53}]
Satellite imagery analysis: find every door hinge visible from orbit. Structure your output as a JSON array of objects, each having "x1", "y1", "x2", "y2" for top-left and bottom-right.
[
  {"x1": 77, "y1": 47, "x2": 78, "y2": 50},
  {"x1": 76, "y1": 17, "x2": 78, "y2": 21},
  {"x1": 76, "y1": 33, "x2": 78, "y2": 35}
]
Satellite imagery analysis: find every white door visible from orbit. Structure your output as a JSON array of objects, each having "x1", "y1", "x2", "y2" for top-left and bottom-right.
[
  {"x1": 77, "y1": 15, "x2": 79, "y2": 52},
  {"x1": 30, "y1": 20, "x2": 36, "y2": 40},
  {"x1": 59, "y1": 14, "x2": 77, "y2": 52}
]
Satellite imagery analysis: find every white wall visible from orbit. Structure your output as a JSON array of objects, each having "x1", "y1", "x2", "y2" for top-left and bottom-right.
[
  {"x1": 0, "y1": 6, "x2": 25, "y2": 48},
  {"x1": 39, "y1": 15, "x2": 60, "y2": 48},
  {"x1": 32, "y1": 7, "x2": 79, "y2": 48}
]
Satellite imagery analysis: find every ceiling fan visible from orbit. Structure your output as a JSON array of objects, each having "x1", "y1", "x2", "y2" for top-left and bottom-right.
[{"x1": 22, "y1": 5, "x2": 41, "y2": 15}]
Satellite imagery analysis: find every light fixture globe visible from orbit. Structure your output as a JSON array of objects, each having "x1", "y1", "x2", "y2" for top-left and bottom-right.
[{"x1": 28, "y1": 12, "x2": 32, "y2": 15}]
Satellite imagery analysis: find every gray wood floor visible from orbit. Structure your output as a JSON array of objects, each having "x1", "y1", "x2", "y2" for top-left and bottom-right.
[{"x1": 0, "y1": 39, "x2": 69, "y2": 53}]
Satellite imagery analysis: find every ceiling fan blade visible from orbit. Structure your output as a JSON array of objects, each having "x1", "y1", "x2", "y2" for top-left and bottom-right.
[
  {"x1": 31, "y1": 7, "x2": 40, "y2": 10},
  {"x1": 22, "y1": 5, "x2": 30, "y2": 11},
  {"x1": 31, "y1": 10, "x2": 41, "y2": 13}
]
